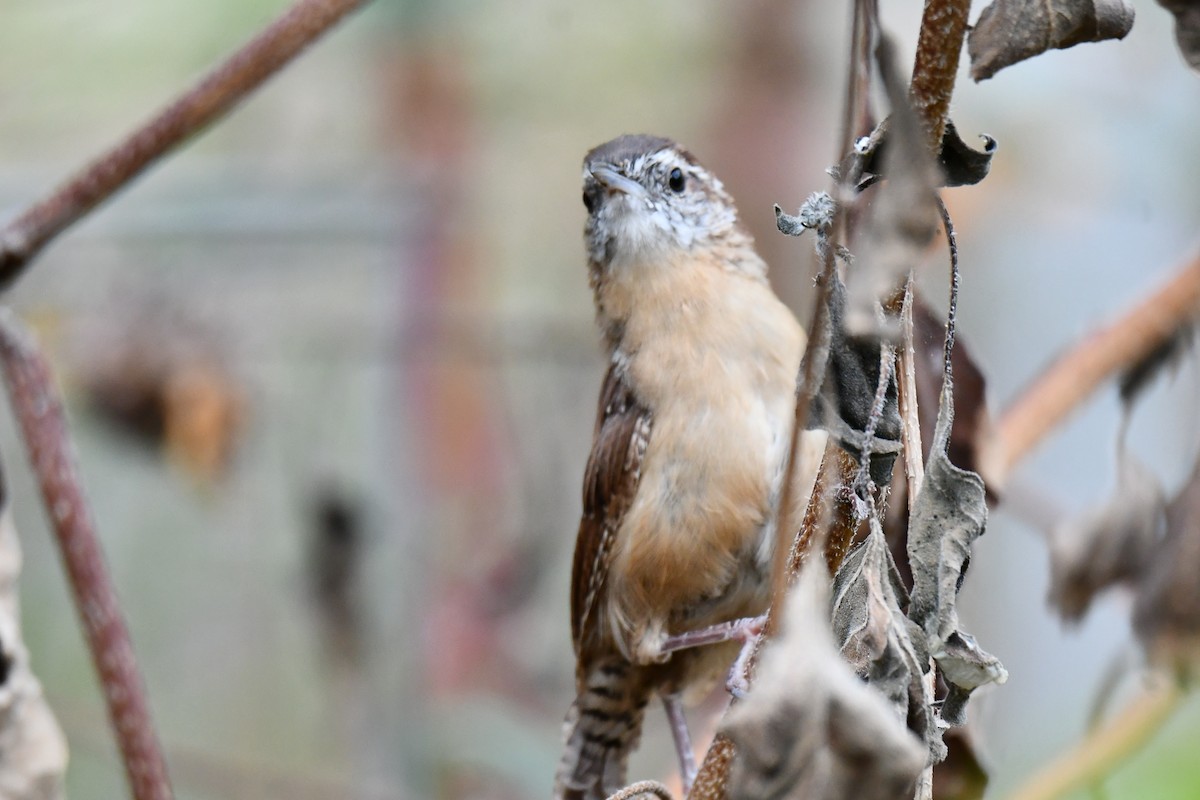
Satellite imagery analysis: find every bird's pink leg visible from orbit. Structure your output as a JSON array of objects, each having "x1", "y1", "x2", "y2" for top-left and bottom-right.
[
  {"x1": 659, "y1": 614, "x2": 767, "y2": 698},
  {"x1": 661, "y1": 693, "x2": 696, "y2": 796}
]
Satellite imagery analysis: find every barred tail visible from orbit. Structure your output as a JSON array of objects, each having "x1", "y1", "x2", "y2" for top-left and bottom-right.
[{"x1": 553, "y1": 660, "x2": 651, "y2": 800}]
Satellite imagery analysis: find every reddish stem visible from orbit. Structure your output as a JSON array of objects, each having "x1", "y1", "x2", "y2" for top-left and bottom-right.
[
  {"x1": 0, "y1": 0, "x2": 370, "y2": 287},
  {"x1": 0, "y1": 313, "x2": 173, "y2": 800},
  {"x1": 984, "y1": 251, "x2": 1200, "y2": 487},
  {"x1": 909, "y1": 0, "x2": 972, "y2": 153}
]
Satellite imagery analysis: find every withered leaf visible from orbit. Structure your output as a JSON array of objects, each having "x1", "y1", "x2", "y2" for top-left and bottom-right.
[
  {"x1": 933, "y1": 727, "x2": 990, "y2": 800},
  {"x1": 1049, "y1": 452, "x2": 1165, "y2": 621},
  {"x1": 1118, "y1": 321, "x2": 1195, "y2": 406},
  {"x1": 938, "y1": 123, "x2": 998, "y2": 189},
  {"x1": 886, "y1": 294, "x2": 991, "y2": 592},
  {"x1": 1134, "y1": 452, "x2": 1200, "y2": 681},
  {"x1": 969, "y1": 0, "x2": 1136, "y2": 81},
  {"x1": 912, "y1": 295, "x2": 990, "y2": 479},
  {"x1": 1156, "y1": 0, "x2": 1200, "y2": 71},
  {"x1": 844, "y1": 39, "x2": 941, "y2": 342},
  {"x1": 839, "y1": 120, "x2": 997, "y2": 191},
  {"x1": 907, "y1": 380, "x2": 1007, "y2": 713},
  {"x1": 725, "y1": 564, "x2": 926, "y2": 800},
  {"x1": 832, "y1": 518, "x2": 944, "y2": 763}
]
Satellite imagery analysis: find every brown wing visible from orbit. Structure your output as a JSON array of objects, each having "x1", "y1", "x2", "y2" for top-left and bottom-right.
[{"x1": 570, "y1": 362, "x2": 652, "y2": 657}]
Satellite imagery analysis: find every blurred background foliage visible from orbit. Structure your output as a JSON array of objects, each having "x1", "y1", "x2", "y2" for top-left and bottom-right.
[{"x1": 1, "y1": 1, "x2": 1199, "y2": 798}]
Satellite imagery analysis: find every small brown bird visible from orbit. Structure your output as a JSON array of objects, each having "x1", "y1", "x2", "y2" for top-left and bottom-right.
[{"x1": 555, "y1": 135, "x2": 824, "y2": 799}]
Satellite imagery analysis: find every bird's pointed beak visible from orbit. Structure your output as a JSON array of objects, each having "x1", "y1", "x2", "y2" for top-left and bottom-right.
[{"x1": 588, "y1": 164, "x2": 646, "y2": 199}]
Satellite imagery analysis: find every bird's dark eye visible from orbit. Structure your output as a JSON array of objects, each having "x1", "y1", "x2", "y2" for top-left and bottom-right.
[
  {"x1": 583, "y1": 187, "x2": 598, "y2": 214},
  {"x1": 668, "y1": 167, "x2": 685, "y2": 193}
]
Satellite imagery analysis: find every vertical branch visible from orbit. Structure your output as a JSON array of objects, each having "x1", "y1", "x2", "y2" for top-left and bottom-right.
[
  {"x1": 897, "y1": 282, "x2": 925, "y2": 510},
  {"x1": 0, "y1": 0, "x2": 371, "y2": 287},
  {"x1": 908, "y1": 0, "x2": 972, "y2": 152},
  {"x1": 0, "y1": 312, "x2": 173, "y2": 800},
  {"x1": 768, "y1": 242, "x2": 838, "y2": 616},
  {"x1": 769, "y1": 0, "x2": 876, "y2": 620}
]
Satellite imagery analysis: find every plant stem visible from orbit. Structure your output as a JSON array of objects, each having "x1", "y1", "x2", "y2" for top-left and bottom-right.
[
  {"x1": 0, "y1": 311, "x2": 173, "y2": 800},
  {"x1": 1005, "y1": 679, "x2": 1185, "y2": 800},
  {"x1": 898, "y1": 281, "x2": 925, "y2": 512},
  {"x1": 909, "y1": 0, "x2": 972, "y2": 153},
  {"x1": 0, "y1": 0, "x2": 371, "y2": 288},
  {"x1": 982, "y1": 251, "x2": 1200, "y2": 488}
]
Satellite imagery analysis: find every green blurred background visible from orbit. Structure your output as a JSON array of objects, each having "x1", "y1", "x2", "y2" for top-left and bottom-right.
[{"x1": 2, "y1": 1, "x2": 1200, "y2": 798}]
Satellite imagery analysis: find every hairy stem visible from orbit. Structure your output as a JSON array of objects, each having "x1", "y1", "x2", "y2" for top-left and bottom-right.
[
  {"x1": 0, "y1": 0, "x2": 371, "y2": 288},
  {"x1": 909, "y1": 0, "x2": 972, "y2": 153},
  {"x1": 0, "y1": 311, "x2": 173, "y2": 800}
]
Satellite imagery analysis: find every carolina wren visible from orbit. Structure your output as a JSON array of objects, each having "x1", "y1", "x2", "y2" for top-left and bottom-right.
[{"x1": 555, "y1": 134, "x2": 824, "y2": 799}]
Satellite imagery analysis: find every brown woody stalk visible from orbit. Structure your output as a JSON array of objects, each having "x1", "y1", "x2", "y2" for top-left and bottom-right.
[
  {"x1": 909, "y1": 0, "x2": 972, "y2": 154},
  {"x1": 983, "y1": 251, "x2": 1200, "y2": 488},
  {"x1": 0, "y1": 312, "x2": 172, "y2": 800},
  {"x1": 897, "y1": 281, "x2": 925, "y2": 512},
  {"x1": 0, "y1": 0, "x2": 370, "y2": 288}
]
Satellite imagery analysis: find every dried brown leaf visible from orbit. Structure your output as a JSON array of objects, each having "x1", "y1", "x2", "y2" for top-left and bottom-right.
[
  {"x1": 725, "y1": 564, "x2": 926, "y2": 800},
  {"x1": 845, "y1": 39, "x2": 941, "y2": 341},
  {"x1": 849, "y1": 122, "x2": 998, "y2": 194},
  {"x1": 937, "y1": 123, "x2": 998, "y2": 189},
  {"x1": 1157, "y1": 0, "x2": 1200, "y2": 70},
  {"x1": 911, "y1": 297, "x2": 990, "y2": 476},
  {"x1": 969, "y1": 0, "x2": 1136, "y2": 81},
  {"x1": 933, "y1": 728, "x2": 989, "y2": 800},
  {"x1": 1049, "y1": 453, "x2": 1165, "y2": 621},
  {"x1": 1134, "y1": 453, "x2": 1200, "y2": 680},
  {"x1": 885, "y1": 295, "x2": 991, "y2": 591},
  {"x1": 907, "y1": 381, "x2": 1007, "y2": 716},
  {"x1": 832, "y1": 518, "x2": 944, "y2": 763},
  {"x1": 845, "y1": 121, "x2": 997, "y2": 192},
  {"x1": 1118, "y1": 321, "x2": 1195, "y2": 406}
]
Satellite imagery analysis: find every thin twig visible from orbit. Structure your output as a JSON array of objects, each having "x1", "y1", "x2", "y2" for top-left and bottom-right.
[
  {"x1": 982, "y1": 251, "x2": 1200, "y2": 488},
  {"x1": 0, "y1": 0, "x2": 371, "y2": 288},
  {"x1": 768, "y1": 235, "x2": 838, "y2": 617},
  {"x1": 0, "y1": 311, "x2": 173, "y2": 800},
  {"x1": 852, "y1": 342, "x2": 897, "y2": 502},
  {"x1": 908, "y1": 0, "x2": 972, "y2": 153},
  {"x1": 768, "y1": 0, "x2": 878, "y2": 619},
  {"x1": 897, "y1": 280, "x2": 925, "y2": 509},
  {"x1": 937, "y1": 196, "x2": 960, "y2": 379},
  {"x1": 1004, "y1": 679, "x2": 1185, "y2": 800}
]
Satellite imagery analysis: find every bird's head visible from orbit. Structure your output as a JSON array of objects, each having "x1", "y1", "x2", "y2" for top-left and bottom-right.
[{"x1": 582, "y1": 134, "x2": 753, "y2": 274}]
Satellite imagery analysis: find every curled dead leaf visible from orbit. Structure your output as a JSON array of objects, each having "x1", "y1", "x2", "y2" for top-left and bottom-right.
[
  {"x1": 934, "y1": 727, "x2": 989, "y2": 800},
  {"x1": 846, "y1": 121, "x2": 997, "y2": 192},
  {"x1": 1134, "y1": 454, "x2": 1200, "y2": 680},
  {"x1": 1156, "y1": 0, "x2": 1200, "y2": 71},
  {"x1": 969, "y1": 0, "x2": 1136, "y2": 81},
  {"x1": 844, "y1": 41, "x2": 941, "y2": 342},
  {"x1": 1048, "y1": 453, "x2": 1165, "y2": 621},
  {"x1": 907, "y1": 380, "x2": 1007, "y2": 717}
]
